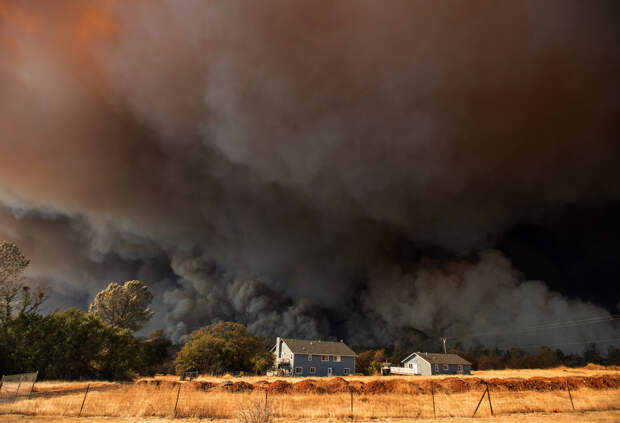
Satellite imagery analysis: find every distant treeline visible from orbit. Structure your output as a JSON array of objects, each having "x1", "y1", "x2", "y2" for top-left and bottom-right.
[
  {"x1": 355, "y1": 343, "x2": 620, "y2": 375},
  {"x1": 1, "y1": 241, "x2": 618, "y2": 380}
]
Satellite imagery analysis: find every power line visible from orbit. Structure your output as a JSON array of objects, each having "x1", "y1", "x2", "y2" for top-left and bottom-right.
[
  {"x1": 491, "y1": 337, "x2": 620, "y2": 351},
  {"x1": 447, "y1": 314, "x2": 620, "y2": 341}
]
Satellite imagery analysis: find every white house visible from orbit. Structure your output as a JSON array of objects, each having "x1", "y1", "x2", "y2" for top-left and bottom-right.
[{"x1": 399, "y1": 352, "x2": 471, "y2": 376}]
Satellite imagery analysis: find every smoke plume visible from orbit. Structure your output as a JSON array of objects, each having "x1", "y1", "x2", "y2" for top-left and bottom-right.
[{"x1": 1, "y1": 0, "x2": 619, "y2": 349}]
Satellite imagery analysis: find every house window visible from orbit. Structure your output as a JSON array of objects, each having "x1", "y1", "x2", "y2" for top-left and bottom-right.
[
  {"x1": 434, "y1": 364, "x2": 439, "y2": 372},
  {"x1": 335, "y1": 355, "x2": 341, "y2": 362},
  {"x1": 443, "y1": 364, "x2": 449, "y2": 371},
  {"x1": 309, "y1": 367, "x2": 316, "y2": 374},
  {"x1": 458, "y1": 365, "x2": 463, "y2": 373},
  {"x1": 308, "y1": 354, "x2": 312, "y2": 361},
  {"x1": 295, "y1": 367, "x2": 303, "y2": 374},
  {"x1": 343, "y1": 368, "x2": 350, "y2": 375},
  {"x1": 321, "y1": 355, "x2": 329, "y2": 361}
]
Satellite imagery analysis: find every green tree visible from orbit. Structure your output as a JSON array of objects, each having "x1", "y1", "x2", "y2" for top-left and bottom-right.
[
  {"x1": 368, "y1": 360, "x2": 384, "y2": 375},
  {"x1": 0, "y1": 241, "x2": 45, "y2": 322},
  {"x1": 355, "y1": 350, "x2": 375, "y2": 375},
  {"x1": 250, "y1": 351, "x2": 275, "y2": 375},
  {"x1": 137, "y1": 329, "x2": 175, "y2": 376},
  {"x1": 354, "y1": 349, "x2": 388, "y2": 375},
  {"x1": 0, "y1": 308, "x2": 143, "y2": 380},
  {"x1": 174, "y1": 321, "x2": 267, "y2": 375},
  {"x1": 89, "y1": 280, "x2": 154, "y2": 331}
]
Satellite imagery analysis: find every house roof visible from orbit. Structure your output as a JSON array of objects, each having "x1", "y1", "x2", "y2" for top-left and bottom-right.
[
  {"x1": 402, "y1": 352, "x2": 471, "y2": 365},
  {"x1": 282, "y1": 338, "x2": 356, "y2": 357}
]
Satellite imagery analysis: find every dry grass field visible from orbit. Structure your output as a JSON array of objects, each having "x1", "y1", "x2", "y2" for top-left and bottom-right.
[
  {"x1": 1, "y1": 366, "x2": 618, "y2": 422},
  {"x1": 2, "y1": 410, "x2": 620, "y2": 423}
]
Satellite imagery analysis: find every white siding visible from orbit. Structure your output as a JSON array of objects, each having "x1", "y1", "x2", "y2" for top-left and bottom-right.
[{"x1": 403, "y1": 355, "x2": 431, "y2": 376}]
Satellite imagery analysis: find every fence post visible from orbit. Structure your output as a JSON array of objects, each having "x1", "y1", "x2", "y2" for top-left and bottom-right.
[
  {"x1": 350, "y1": 387, "x2": 354, "y2": 416},
  {"x1": 265, "y1": 389, "x2": 268, "y2": 413},
  {"x1": 566, "y1": 378, "x2": 575, "y2": 411},
  {"x1": 173, "y1": 383, "x2": 181, "y2": 418},
  {"x1": 26, "y1": 371, "x2": 38, "y2": 400},
  {"x1": 78, "y1": 384, "x2": 90, "y2": 417},
  {"x1": 431, "y1": 382, "x2": 436, "y2": 418},
  {"x1": 472, "y1": 384, "x2": 487, "y2": 417},
  {"x1": 484, "y1": 381, "x2": 494, "y2": 416}
]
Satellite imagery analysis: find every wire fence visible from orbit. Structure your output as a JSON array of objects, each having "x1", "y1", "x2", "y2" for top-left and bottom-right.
[
  {"x1": 0, "y1": 372, "x2": 38, "y2": 403},
  {"x1": 0, "y1": 378, "x2": 618, "y2": 419}
]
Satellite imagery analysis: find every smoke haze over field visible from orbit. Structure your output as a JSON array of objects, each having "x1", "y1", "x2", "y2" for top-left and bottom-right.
[{"x1": 1, "y1": 1, "x2": 619, "y2": 349}]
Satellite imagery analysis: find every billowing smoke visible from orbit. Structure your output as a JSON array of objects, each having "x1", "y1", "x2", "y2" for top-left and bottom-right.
[{"x1": 0, "y1": 1, "x2": 619, "y2": 349}]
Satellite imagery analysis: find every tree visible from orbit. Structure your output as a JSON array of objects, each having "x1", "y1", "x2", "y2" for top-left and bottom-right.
[
  {"x1": 607, "y1": 346, "x2": 620, "y2": 366},
  {"x1": 250, "y1": 351, "x2": 275, "y2": 375},
  {"x1": 536, "y1": 346, "x2": 559, "y2": 368},
  {"x1": 174, "y1": 322, "x2": 268, "y2": 375},
  {"x1": 137, "y1": 330, "x2": 175, "y2": 376},
  {"x1": 355, "y1": 350, "x2": 375, "y2": 375},
  {"x1": 89, "y1": 280, "x2": 154, "y2": 331},
  {"x1": 0, "y1": 241, "x2": 45, "y2": 322},
  {"x1": 0, "y1": 308, "x2": 145, "y2": 380},
  {"x1": 583, "y1": 343, "x2": 604, "y2": 365}
]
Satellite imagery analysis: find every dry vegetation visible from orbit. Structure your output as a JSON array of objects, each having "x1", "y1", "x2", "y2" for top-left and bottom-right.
[{"x1": 1, "y1": 366, "x2": 619, "y2": 422}]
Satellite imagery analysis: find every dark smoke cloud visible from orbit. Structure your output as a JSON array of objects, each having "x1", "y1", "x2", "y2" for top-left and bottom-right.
[{"x1": 0, "y1": 0, "x2": 619, "y2": 349}]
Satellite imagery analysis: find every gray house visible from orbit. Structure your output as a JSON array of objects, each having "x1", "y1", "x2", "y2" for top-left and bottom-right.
[
  {"x1": 401, "y1": 352, "x2": 471, "y2": 376},
  {"x1": 273, "y1": 337, "x2": 356, "y2": 377}
]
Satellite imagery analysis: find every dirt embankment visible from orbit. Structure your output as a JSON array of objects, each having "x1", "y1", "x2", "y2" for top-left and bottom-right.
[{"x1": 135, "y1": 374, "x2": 620, "y2": 395}]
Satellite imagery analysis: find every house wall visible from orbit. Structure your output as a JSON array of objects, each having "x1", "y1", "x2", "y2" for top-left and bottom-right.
[
  {"x1": 402, "y1": 354, "x2": 471, "y2": 376},
  {"x1": 292, "y1": 354, "x2": 355, "y2": 377},
  {"x1": 429, "y1": 363, "x2": 471, "y2": 375},
  {"x1": 404, "y1": 355, "x2": 431, "y2": 376},
  {"x1": 274, "y1": 340, "x2": 295, "y2": 372}
]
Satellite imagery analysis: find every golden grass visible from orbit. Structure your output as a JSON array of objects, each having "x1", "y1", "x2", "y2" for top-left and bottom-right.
[
  {"x1": 1, "y1": 383, "x2": 618, "y2": 419},
  {"x1": 1, "y1": 367, "x2": 618, "y2": 421}
]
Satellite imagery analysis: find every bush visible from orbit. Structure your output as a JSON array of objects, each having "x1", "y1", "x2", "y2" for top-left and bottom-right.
[{"x1": 175, "y1": 322, "x2": 271, "y2": 375}]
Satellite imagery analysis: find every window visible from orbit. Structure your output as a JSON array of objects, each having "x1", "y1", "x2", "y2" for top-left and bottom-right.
[
  {"x1": 295, "y1": 367, "x2": 303, "y2": 374},
  {"x1": 308, "y1": 354, "x2": 312, "y2": 361},
  {"x1": 321, "y1": 355, "x2": 329, "y2": 361},
  {"x1": 434, "y1": 364, "x2": 439, "y2": 373},
  {"x1": 458, "y1": 365, "x2": 463, "y2": 373},
  {"x1": 309, "y1": 367, "x2": 316, "y2": 374},
  {"x1": 343, "y1": 368, "x2": 350, "y2": 375},
  {"x1": 334, "y1": 355, "x2": 341, "y2": 362},
  {"x1": 443, "y1": 364, "x2": 449, "y2": 371}
]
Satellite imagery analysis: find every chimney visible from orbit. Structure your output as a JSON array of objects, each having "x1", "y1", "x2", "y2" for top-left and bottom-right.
[{"x1": 276, "y1": 337, "x2": 282, "y2": 358}]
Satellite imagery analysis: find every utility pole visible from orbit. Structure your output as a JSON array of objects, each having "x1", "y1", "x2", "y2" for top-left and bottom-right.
[{"x1": 441, "y1": 337, "x2": 447, "y2": 354}]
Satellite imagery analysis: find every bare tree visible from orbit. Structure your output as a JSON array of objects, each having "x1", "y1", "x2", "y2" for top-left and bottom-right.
[
  {"x1": 0, "y1": 241, "x2": 45, "y2": 322},
  {"x1": 89, "y1": 280, "x2": 154, "y2": 330}
]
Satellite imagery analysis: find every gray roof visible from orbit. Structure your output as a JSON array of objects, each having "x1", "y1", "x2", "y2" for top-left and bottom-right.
[
  {"x1": 282, "y1": 338, "x2": 356, "y2": 357},
  {"x1": 402, "y1": 352, "x2": 471, "y2": 365}
]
